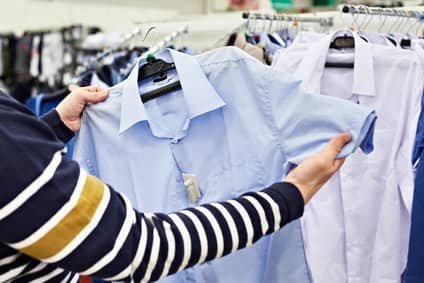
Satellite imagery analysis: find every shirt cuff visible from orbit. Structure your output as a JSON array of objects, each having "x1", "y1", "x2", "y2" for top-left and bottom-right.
[
  {"x1": 41, "y1": 110, "x2": 74, "y2": 144},
  {"x1": 262, "y1": 182, "x2": 304, "y2": 222},
  {"x1": 358, "y1": 112, "x2": 377, "y2": 154}
]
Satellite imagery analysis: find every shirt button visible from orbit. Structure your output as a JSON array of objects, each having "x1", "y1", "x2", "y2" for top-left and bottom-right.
[{"x1": 171, "y1": 139, "x2": 178, "y2": 144}]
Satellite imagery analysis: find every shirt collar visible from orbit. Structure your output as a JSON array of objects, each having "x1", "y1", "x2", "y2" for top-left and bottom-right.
[
  {"x1": 118, "y1": 48, "x2": 226, "y2": 134},
  {"x1": 295, "y1": 29, "x2": 376, "y2": 97}
]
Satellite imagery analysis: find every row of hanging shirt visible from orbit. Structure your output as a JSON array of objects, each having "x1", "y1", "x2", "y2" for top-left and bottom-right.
[
  {"x1": 70, "y1": 16, "x2": 376, "y2": 283},
  {"x1": 269, "y1": 6, "x2": 424, "y2": 283},
  {"x1": 218, "y1": 7, "x2": 424, "y2": 283}
]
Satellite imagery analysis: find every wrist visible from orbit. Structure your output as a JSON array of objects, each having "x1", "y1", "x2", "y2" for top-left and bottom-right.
[{"x1": 284, "y1": 178, "x2": 311, "y2": 204}]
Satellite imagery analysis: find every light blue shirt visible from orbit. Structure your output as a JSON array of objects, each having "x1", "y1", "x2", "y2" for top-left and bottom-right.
[{"x1": 74, "y1": 47, "x2": 376, "y2": 283}]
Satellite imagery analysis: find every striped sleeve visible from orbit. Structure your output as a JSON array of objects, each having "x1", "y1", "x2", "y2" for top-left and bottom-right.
[{"x1": 0, "y1": 93, "x2": 304, "y2": 283}]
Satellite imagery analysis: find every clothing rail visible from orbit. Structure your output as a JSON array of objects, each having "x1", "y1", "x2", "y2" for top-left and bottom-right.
[
  {"x1": 242, "y1": 12, "x2": 334, "y2": 27},
  {"x1": 75, "y1": 27, "x2": 144, "y2": 77},
  {"x1": 342, "y1": 5, "x2": 424, "y2": 21}
]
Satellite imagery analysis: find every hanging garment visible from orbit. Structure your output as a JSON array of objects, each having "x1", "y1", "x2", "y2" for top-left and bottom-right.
[
  {"x1": 14, "y1": 33, "x2": 33, "y2": 77},
  {"x1": 74, "y1": 47, "x2": 376, "y2": 283},
  {"x1": 405, "y1": 93, "x2": 424, "y2": 283},
  {"x1": 30, "y1": 34, "x2": 41, "y2": 77},
  {"x1": 273, "y1": 30, "x2": 423, "y2": 283},
  {"x1": 40, "y1": 32, "x2": 64, "y2": 87}
]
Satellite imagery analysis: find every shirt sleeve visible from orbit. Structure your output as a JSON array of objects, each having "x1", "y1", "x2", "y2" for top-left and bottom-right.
[
  {"x1": 0, "y1": 93, "x2": 304, "y2": 282},
  {"x1": 265, "y1": 68, "x2": 377, "y2": 166}
]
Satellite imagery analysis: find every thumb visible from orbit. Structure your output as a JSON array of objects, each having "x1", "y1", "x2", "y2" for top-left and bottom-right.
[
  {"x1": 332, "y1": 157, "x2": 347, "y2": 171},
  {"x1": 68, "y1": 84, "x2": 79, "y2": 92},
  {"x1": 322, "y1": 133, "x2": 353, "y2": 160}
]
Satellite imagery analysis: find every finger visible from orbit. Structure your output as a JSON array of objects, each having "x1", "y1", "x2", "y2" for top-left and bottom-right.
[
  {"x1": 69, "y1": 85, "x2": 106, "y2": 93},
  {"x1": 81, "y1": 89, "x2": 109, "y2": 103},
  {"x1": 322, "y1": 133, "x2": 353, "y2": 160},
  {"x1": 68, "y1": 84, "x2": 79, "y2": 91},
  {"x1": 77, "y1": 85, "x2": 104, "y2": 92}
]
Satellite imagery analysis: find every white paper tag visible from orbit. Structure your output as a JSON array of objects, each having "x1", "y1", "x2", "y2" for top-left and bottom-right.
[{"x1": 182, "y1": 173, "x2": 201, "y2": 204}]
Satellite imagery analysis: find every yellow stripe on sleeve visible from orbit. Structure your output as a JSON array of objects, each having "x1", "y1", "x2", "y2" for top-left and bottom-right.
[{"x1": 19, "y1": 175, "x2": 105, "y2": 260}]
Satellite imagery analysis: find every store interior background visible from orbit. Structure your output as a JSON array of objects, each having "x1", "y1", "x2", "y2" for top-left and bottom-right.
[{"x1": 2, "y1": 0, "x2": 422, "y2": 52}]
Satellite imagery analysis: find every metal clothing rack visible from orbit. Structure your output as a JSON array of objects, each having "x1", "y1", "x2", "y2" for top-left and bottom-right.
[
  {"x1": 75, "y1": 27, "x2": 144, "y2": 78},
  {"x1": 341, "y1": 5, "x2": 424, "y2": 21},
  {"x1": 242, "y1": 11, "x2": 334, "y2": 27}
]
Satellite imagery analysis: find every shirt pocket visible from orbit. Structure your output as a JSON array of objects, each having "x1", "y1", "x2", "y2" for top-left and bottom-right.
[{"x1": 199, "y1": 153, "x2": 266, "y2": 203}]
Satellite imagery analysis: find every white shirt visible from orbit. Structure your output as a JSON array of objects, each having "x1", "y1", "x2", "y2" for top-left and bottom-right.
[{"x1": 274, "y1": 30, "x2": 423, "y2": 283}]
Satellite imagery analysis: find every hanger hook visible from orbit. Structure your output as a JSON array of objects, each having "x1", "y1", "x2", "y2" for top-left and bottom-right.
[
  {"x1": 386, "y1": 9, "x2": 398, "y2": 33},
  {"x1": 363, "y1": 7, "x2": 373, "y2": 30},
  {"x1": 270, "y1": 16, "x2": 275, "y2": 32},
  {"x1": 143, "y1": 26, "x2": 157, "y2": 42},
  {"x1": 378, "y1": 10, "x2": 388, "y2": 33},
  {"x1": 403, "y1": 13, "x2": 413, "y2": 34},
  {"x1": 394, "y1": 10, "x2": 403, "y2": 32},
  {"x1": 351, "y1": 6, "x2": 362, "y2": 31},
  {"x1": 394, "y1": 11, "x2": 403, "y2": 32},
  {"x1": 407, "y1": 11, "x2": 418, "y2": 34},
  {"x1": 147, "y1": 27, "x2": 161, "y2": 53},
  {"x1": 409, "y1": 12, "x2": 419, "y2": 35},
  {"x1": 399, "y1": 11, "x2": 409, "y2": 33},
  {"x1": 357, "y1": 5, "x2": 367, "y2": 31}
]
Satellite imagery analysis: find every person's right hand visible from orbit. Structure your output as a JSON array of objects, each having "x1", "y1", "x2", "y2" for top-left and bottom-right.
[
  {"x1": 285, "y1": 133, "x2": 352, "y2": 204},
  {"x1": 56, "y1": 85, "x2": 109, "y2": 133}
]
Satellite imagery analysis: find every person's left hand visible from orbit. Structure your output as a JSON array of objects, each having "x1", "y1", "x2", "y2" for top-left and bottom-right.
[{"x1": 56, "y1": 85, "x2": 109, "y2": 132}]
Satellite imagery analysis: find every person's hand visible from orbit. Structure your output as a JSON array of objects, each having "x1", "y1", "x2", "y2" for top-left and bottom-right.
[
  {"x1": 285, "y1": 133, "x2": 352, "y2": 204},
  {"x1": 56, "y1": 85, "x2": 109, "y2": 132}
]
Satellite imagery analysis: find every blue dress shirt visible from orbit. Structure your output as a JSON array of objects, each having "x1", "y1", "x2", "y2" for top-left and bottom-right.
[
  {"x1": 405, "y1": 92, "x2": 424, "y2": 283},
  {"x1": 74, "y1": 47, "x2": 376, "y2": 283}
]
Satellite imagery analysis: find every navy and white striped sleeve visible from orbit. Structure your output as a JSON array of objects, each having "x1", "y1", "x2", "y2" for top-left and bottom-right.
[{"x1": 0, "y1": 93, "x2": 304, "y2": 283}]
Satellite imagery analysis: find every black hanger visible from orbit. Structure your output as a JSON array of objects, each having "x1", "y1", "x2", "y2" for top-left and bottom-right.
[
  {"x1": 138, "y1": 56, "x2": 182, "y2": 103},
  {"x1": 329, "y1": 35, "x2": 355, "y2": 49},
  {"x1": 226, "y1": 32, "x2": 238, "y2": 46},
  {"x1": 400, "y1": 38, "x2": 411, "y2": 49},
  {"x1": 325, "y1": 34, "x2": 356, "y2": 68}
]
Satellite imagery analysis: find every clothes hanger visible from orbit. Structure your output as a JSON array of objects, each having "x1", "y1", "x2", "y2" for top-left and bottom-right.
[
  {"x1": 325, "y1": 7, "x2": 357, "y2": 68},
  {"x1": 328, "y1": 6, "x2": 357, "y2": 50},
  {"x1": 137, "y1": 54, "x2": 181, "y2": 103},
  {"x1": 137, "y1": 27, "x2": 189, "y2": 103},
  {"x1": 398, "y1": 12, "x2": 413, "y2": 48}
]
